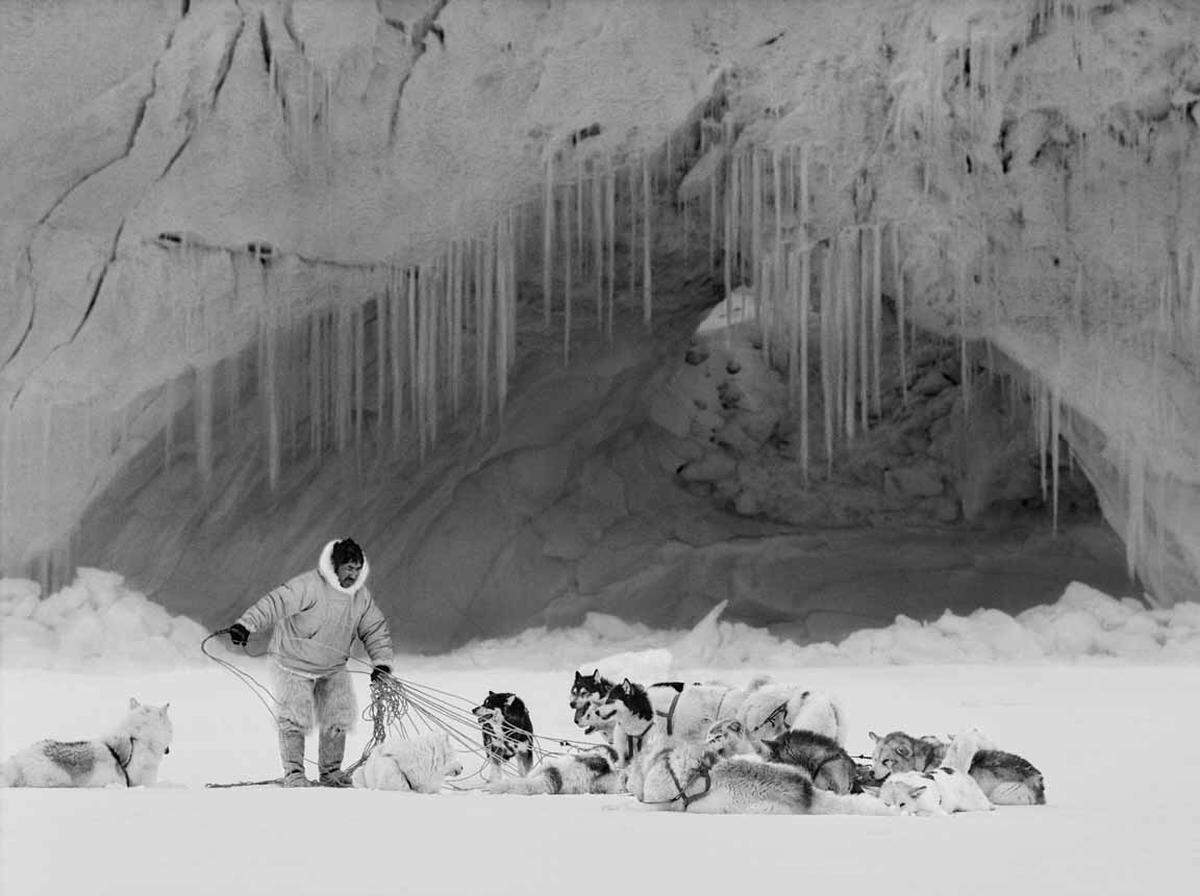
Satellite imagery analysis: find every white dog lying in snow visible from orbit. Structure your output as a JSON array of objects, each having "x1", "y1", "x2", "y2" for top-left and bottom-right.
[{"x1": 351, "y1": 731, "x2": 463, "y2": 793}]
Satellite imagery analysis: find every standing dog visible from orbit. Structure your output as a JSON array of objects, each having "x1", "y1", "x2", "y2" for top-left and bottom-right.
[
  {"x1": 869, "y1": 729, "x2": 1045, "y2": 805},
  {"x1": 472, "y1": 691, "x2": 535, "y2": 779},
  {"x1": 1, "y1": 698, "x2": 173, "y2": 788},
  {"x1": 351, "y1": 731, "x2": 463, "y2": 793},
  {"x1": 570, "y1": 670, "x2": 616, "y2": 741}
]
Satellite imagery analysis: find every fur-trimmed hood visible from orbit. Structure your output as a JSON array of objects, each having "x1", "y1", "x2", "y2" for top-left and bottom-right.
[{"x1": 317, "y1": 539, "x2": 370, "y2": 595}]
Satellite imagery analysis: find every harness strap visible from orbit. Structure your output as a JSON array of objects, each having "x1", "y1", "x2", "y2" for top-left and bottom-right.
[
  {"x1": 654, "y1": 691, "x2": 682, "y2": 737},
  {"x1": 106, "y1": 737, "x2": 134, "y2": 787},
  {"x1": 640, "y1": 749, "x2": 713, "y2": 810},
  {"x1": 626, "y1": 720, "x2": 654, "y2": 759}
]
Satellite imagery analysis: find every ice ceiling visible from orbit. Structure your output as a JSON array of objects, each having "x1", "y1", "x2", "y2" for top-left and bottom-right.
[{"x1": 1, "y1": 0, "x2": 1197, "y2": 648}]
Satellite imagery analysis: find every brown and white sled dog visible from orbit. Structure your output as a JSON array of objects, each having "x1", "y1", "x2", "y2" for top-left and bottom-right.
[
  {"x1": 879, "y1": 768, "x2": 993, "y2": 816},
  {"x1": 637, "y1": 721, "x2": 895, "y2": 816},
  {"x1": 1, "y1": 698, "x2": 173, "y2": 788},
  {"x1": 351, "y1": 731, "x2": 464, "y2": 793},
  {"x1": 737, "y1": 684, "x2": 846, "y2": 744},
  {"x1": 485, "y1": 745, "x2": 627, "y2": 796},
  {"x1": 869, "y1": 729, "x2": 1045, "y2": 805}
]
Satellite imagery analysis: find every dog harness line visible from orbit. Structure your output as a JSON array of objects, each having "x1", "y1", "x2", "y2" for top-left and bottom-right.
[
  {"x1": 752, "y1": 701, "x2": 790, "y2": 736},
  {"x1": 642, "y1": 749, "x2": 712, "y2": 810},
  {"x1": 654, "y1": 691, "x2": 683, "y2": 737},
  {"x1": 105, "y1": 737, "x2": 134, "y2": 787}
]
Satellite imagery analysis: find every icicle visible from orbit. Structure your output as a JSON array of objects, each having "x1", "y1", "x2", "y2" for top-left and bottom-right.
[
  {"x1": 858, "y1": 229, "x2": 869, "y2": 430},
  {"x1": 843, "y1": 232, "x2": 857, "y2": 440},
  {"x1": 606, "y1": 157, "x2": 616, "y2": 339},
  {"x1": 406, "y1": 268, "x2": 418, "y2": 435},
  {"x1": 893, "y1": 224, "x2": 907, "y2": 406},
  {"x1": 195, "y1": 365, "x2": 213, "y2": 484},
  {"x1": 496, "y1": 216, "x2": 511, "y2": 416},
  {"x1": 1073, "y1": 266, "x2": 1085, "y2": 332},
  {"x1": 959, "y1": 267, "x2": 970, "y2": 419},
  {"x1": 730, "y1": 149, "x2": 741, "y2": 286},
  {"x1": 1190, "y1": 242, "x2": 1200, "y2": 349},
  {"x1": 820, "y1": 244, "x2": 834, "y2": 472},
  {"x1": 683, "y1": 198, "x2": 690, "y2": 269},
  {"x1": 1050, "y1": 387, "x2": 1060, "y2": 535},
  {"x1": 788, "y1": 248, "x2": 798, "y2": 407},
  {"x1": 576, "y1": 157, "x2": 584, "y2": 270},
  {"x1": 543, "y1": 146, "x2": 554, "y2": 330},
  {"x1": 354, "y1": 302, "x2": 365, "y2": 453},
  {"x1": 478, "y1": 237, "x2": 491, "y2": 428},
  {"x1": 263, "y1": 325, "x2": 280, "y2": 488},
  {"x1": 872, "y1": 223, "x2": 882, "y2": 418},
  {"x1": 709, "y1": 146, "x2": 718, "y2": 272},
  {"x1": 642, "y1": 151, "x2": 652, "y2": 327},
  {"x1": 592, "y1": 163, "x2": 604, "y2": 332},
  {"x1": 308, "y1": 314, "x2": 322, "y2": 453},
  {"x1": 752, "y1": 148, "x2": 763, "y2": 306},
  {"x1": 772, "y1": 145, "x2": 783, "y2": 282},
  {"x1": 389, "y1": 267, "x2": 403, "y2": 445},
  {"x1": 800, "y1": 247, "x2": 810, "y2": 484},
  {"x1": 563, "y1": 181, "x2": 573, "y2": 364},
  {"x1": 628, "y1": 162, "x2": 638, "y2": 299},
  {"x1": 723, "y1": 156, "x2": 733, "y2": 333}
]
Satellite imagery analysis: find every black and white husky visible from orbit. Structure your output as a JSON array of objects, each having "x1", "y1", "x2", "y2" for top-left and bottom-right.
[
  {"x1": 485, "y1": 745, "x2": 627, "y2": 796},
  {"x1": 472, "y1": 691, "x2": 534, "y2": 780},
  {"x1": 570, "y1": 670, "x2": 617, "y2": 741}
]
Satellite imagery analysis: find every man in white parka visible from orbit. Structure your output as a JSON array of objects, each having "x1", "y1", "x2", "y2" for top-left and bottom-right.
[{"x1": 226, "y1": 538, "x2": 394, "y2": 787}]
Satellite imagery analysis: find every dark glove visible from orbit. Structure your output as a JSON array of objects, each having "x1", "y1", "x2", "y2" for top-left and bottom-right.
[
  {"x1": 370, "y1": 664, "x2": 393, "y2": 683},
  {"x1": 227, "y1": 623, "x2": 250, "y2": 647}
]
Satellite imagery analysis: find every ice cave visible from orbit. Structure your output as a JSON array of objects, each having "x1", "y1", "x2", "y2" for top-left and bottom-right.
[
  {"x1": 1, "y1": 2, "x2": 1198, "y2": 892},
  {"x1": 3, "y1": 0, "x2": 1197, "y2": 652}
]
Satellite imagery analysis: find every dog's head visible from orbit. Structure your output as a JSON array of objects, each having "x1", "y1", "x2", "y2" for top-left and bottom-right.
[
  {"x1": 598, "y1": 678, "x2": 650, "y2": 724},
  {"x1": 124, "y1": 698, "x2": 173, "y2": 758},
  {"x1": 869, "y1": 731, "x2": 924, "y2": 780},
  {"x1": 878, "y1": 771, "x2": 938, "y2": 815},
  {"x1": 570, "y1": 669, "x2": 612, "y2": 710},
  {"x1": 705, "y1": 719, "x2": 754, "y2": 758}
]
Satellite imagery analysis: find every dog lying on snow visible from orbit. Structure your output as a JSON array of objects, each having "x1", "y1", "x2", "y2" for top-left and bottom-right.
[
  {"x1": 1, "y1": 698, "x2": 173, "y2": 788},
  {"x1": 869, "y1": 729, "x2": 1045, "y2": 805},
  {"x1": 472, "y1": 691, "x2": 534, "y2": 780},
  {"x1": 635, "y1": 720, "x2": 895, "y2": 815},
  {"x1": 351, "y1": 731, "x2": 464, "y2": 793},
  {"x1": 879, "y1": 768, "x2": 994, "y2": 816},
  {"x1": 485, "y1": 745, "x2": 627, "y2": 796}
]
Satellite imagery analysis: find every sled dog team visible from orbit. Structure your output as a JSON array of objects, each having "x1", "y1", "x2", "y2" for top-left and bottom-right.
[
  {"x1": 0, "y1": 669, "x2": 1046, "y2": 818},
  {"x1": 486, "y1": 669, "x2": 1046, "y2": 816}
]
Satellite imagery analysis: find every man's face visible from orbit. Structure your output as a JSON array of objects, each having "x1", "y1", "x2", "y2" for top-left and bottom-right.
[{"x1": 335, "y1": 561, "x2": 362, "y2": 588}]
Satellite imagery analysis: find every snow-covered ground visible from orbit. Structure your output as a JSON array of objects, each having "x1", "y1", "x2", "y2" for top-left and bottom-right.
[{"x1": 2, "y1": 577, "x2": 1199, "y2": 895}]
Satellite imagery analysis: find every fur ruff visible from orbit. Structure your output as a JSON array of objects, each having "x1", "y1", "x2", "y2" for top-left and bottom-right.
[
  {"x1": 273, "y1": 665, "x2": 357, "y2": 733},
  {"x1": 317, "y1": 539, "x2": 370, "y2": 595},
  {"x1": 1, "y1": 699, "x2": 172, "y2": 788},
  {"x1": 351, "y1": 732, "x2": 463, "y2": 792}
]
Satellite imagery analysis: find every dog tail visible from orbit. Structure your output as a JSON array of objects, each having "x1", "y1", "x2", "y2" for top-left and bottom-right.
[
  {"x1": 810, "y1": 790, "x2": 897, "y2": 816},
  {"x1": 0, "y1": 759, "x2": 22, "y2": 788}
]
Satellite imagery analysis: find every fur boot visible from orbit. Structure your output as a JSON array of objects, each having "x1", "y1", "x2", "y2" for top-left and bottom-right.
[
  {"x1": 278, "y1": 727, "x2": 311, "y2": 787},
  {"x1": 319, "y1": 727, "x2": 352, "y2": 787}
]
